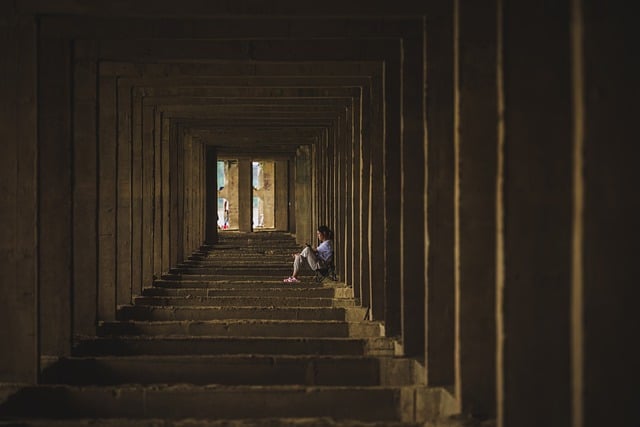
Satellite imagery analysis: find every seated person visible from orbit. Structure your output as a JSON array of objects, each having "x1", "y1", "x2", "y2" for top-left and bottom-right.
[{"x1": 283, "y1": 225, "x2": 333, "y2": 283}]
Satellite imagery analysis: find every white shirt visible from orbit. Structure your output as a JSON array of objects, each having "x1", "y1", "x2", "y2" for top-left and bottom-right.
[{"x1": 316, "y1": 239, "x2": 333, "y2": 263}]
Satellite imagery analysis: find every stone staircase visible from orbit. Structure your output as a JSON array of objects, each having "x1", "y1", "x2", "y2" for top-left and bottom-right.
[{"x1": 0, "y1": 232, "x2": 456, "y2": 426}]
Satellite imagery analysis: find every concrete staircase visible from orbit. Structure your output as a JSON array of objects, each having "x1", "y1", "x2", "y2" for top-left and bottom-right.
[{"x1": 0, "y1": 232, "x2": 456, "y2": 426}]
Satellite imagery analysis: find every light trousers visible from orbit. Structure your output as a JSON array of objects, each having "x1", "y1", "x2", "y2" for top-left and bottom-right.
[{"x1": 293, "y1": 246, "x2": 323, "y2": 276}]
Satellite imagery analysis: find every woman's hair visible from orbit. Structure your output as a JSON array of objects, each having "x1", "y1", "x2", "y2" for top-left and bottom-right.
[{"x1": 317, "y1": 225, "x2": 333, "y2": 239}]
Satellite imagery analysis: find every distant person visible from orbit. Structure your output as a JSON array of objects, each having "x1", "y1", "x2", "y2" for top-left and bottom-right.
[
  {"x1": 283, "y1": 225, "x2": 333, "y2": 283},
  {"x1": 223, "y1": 199, "x2": 229, "y2": 229}
]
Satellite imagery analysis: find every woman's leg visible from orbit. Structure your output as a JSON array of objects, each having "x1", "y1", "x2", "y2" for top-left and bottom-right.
[
  {"x1": 292, "y1": 246, "x2": 320, "y2": 277},
  {"x1": 292, "y1": 254, "x2": 304, "y2": 277},
  {"x1": 300, "y1": 246, "x2": 321, "y2": 271}
]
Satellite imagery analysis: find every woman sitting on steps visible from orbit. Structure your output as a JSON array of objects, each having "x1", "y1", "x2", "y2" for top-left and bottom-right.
[{"x1": 283, "y1": 225, "x2": 333, "y2": 283}]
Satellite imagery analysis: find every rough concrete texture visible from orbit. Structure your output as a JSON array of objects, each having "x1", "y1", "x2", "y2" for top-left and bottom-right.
[
  {"x1": 97, "y1": 319, "x2": 381, "y2": 337},
  {"x1": 1, "y1": 232, "x2": 450, "y2": 425},
  {"x1": 0, "y1": 418, "x2": 424, "y2": 426}
]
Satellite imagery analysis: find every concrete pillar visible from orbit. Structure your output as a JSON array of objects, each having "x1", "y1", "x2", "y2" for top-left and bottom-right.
[
  {"x1": 384, "y1": 53, "x2": 402, "y2": 335},
  {"x1": 153, "y1": 110, "x2": 163, "y2": 278},
  {"x1": 274, "y1": 160, "x2": 289, "y2": 231},
  {"x1": 176, "y1": 130, "x2": 185, "y2": 261},
  {"x1": 72, "y1": 41, "x2": 98, "y2": 336},
  {"x1": 141, "y1": 104, "x2": 155, "y2": 289},
  {"x1": 288, "y1": 159, "x2": 296, "y2": 234},
  {"x1": 425, "y1": 2, "x2": 456, "y2": 388},
  {"x1": 368, "y1": 82, "x2": 385, "y2": 321},
  {"x1": 342, "y1": 108, "x2": 354, "y2": 287},
  {"x1": 131, "y1": 90, "x2": 144, "y2": 295},
  {"x1": 333, "y1": 119, "x2": 342, "y2": 274},
  {"x1": 97, "y1": 72, "x2": 117, "y2": 320},
  {"x1": 580, "y1": 4, "x2": 638, "y2": 426},
  {"x1": 116, "y1": 62, "x2": 133, "y2": 306},
  {"x1": 168, "y1": 123, "x2": 180, "y2": 270},
  {"x1": 237, "y1": 158, "x2": 253, "y2": 233},
  {"x1": 500, "y1": 2, "x2": 573, "y2": 425},
  {"x1": 199, "y1": 145, "x2": 206, "y2": 244},
  {"x1": 191, "y1": 141, "x2": 199, "y2": 249},
  {"x1": 182, "y1": 132, "x2": 193, "y2": 254},
  {"x1": 39, "y1": 33, "x2": 73, "y2": 353},
  {"x1": 0, "y1": 11, "x2": 38, "y2": 382},
  {"x1": 400, "y1": 31, "x2": 426, "y2": 358},
  {"x1": 359, "y1": 115, "x2": 371, "y2": 308},
  {"x1": 455, "y1": 0, "x2": 498, "y2": 417},
  {"x1": 295, "y1": 146, "x2": 312, "y2": 245},
  {"x1": 161, "y1": 117, "x2": 171, "y2": 272},
  {"x1": 350, "y1": 98, "x2": 363, "y2": 300},
  {"x1": 205, "y1": 146, "x2": 218, "y2": 244}
]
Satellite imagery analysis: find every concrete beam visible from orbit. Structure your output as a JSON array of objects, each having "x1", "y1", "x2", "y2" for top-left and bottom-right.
[
  {"x1": 98, "y1": 61, "x2": 381, "y2": 79},
  {"x1": 96, "y1": 36, "x2": 400, "y2": 62},
  {"x1": 38, "y1": 16, "x2": 423, "y2": 40}
]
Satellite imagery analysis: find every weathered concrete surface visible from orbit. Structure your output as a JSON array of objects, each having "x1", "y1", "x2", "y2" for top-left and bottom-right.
[
  {"x1": 152, "y1": 279, "x2": 334, "y2": 288},
  {"x1": 38, "y1": 32, "x2": 73, "y2": 357},
  {"x1": 4, "y1": 6, "x2": 630, "y2": 425},
  {"x1": 501, "y1": 3, "x2": 573, "y2": 426},
  {"x1": 0, "y1": 418, "x2": 423, "y2": 427},
  {"x1": 72, "y1": 336, "x2": 394, "y2": 357},
  {"x1": 455, "y1": 0, "x2": 498, "y2": 418},
  {"x1": 0, "y1": 384, "x2": 454, "y2": 423},
  {"x1": 1, "y1": 231, "x2": 449, "y2": 424},
  {"x1": 132, "y1": 296, "x2": 356, "y2": 308},
  {"x1": 142, "y1": 287, "x2": 354, "y2": 298},
  {"x1": 424, "y1": 2, "x2": 456, "y2": 390},
  {"x1": 97, "y1": 320, "x2": 381, "y2": 338},
  {"x1": 0, "y1": 10, "x2": 38, "y2": 383},
  {"x1": 40, "y1": 355, "x2": 385, "y2": 386},
  {"x1": 0, "y1": 385, "x2": 404, "y2": 420},
  {"x1": 117, "y1": 306, "x2": 368, "y2": 322}
]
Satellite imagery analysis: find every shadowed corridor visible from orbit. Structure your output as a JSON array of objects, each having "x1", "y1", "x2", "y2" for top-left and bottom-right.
[{"x1": 0, "y1": 1, "x2": 637, "y2": 426}]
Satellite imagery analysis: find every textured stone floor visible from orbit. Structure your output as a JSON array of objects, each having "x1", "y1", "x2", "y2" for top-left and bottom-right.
[{"x1": 0, "y1": 232, "x2": 456, "y2": 425}]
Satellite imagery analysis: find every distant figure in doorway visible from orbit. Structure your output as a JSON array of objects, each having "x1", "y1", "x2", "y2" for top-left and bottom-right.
[
  {"x1": 283, "y1": 225, "x2": 333, "y2": 283},
  {"x1": 223, "y1": 199, "x2": 229, "y2": 229}
]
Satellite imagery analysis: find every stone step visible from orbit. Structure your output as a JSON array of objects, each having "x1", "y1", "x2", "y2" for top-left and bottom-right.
[
  {"x1": 116, "y1": 306, "x2": 367, "y2": 322},
  {"x1": 197, "y1": 254, "x2": 299, "y2": 262},
  {"x1": 97, "y1": 320, "x2": 382, "y2": 338},
  {"x1": 215, "y1": 233, "x2": 296, "y2": 239},
  {"x1": 142, "y1": 287, "x2": 354, "y2": 298},
  {"x1": 132, "y1": 296, "x2": 356, "y2": 308},
  {"x1": 154, "y1": 279, "x2": 326, "y2": 288},
  {"x1": 0, "y1": 417, "x2": 423, "y2": 427},
  {"x1": 204, "y1": 242, "x2": 301, "y2": 249},
  {"x1": 0, "y1": 385, "x2": 417, "y2": 422},
  {"x1": 169, "y1": 267, "x2": 293, "y2": 275},
  {"x1": 40, "y1": 355, "x2": 394, "y2": 386},
  {"x1": 72, "y1": 336, "x2": 395, "y2": 357},
  {"x1": 206, "y1": 240, "x2": 298, "y2": 245},
  {"x1": 200, "y1": 248, "x2": 301, "y2": 255},
  {"x1": 160, "y1": 274, "x2": 319, "y2": 282},
  {"x1": 179, "y1": 259, "x2": 292, "y2": 267},
  {"x1": 218, "y1": 233, "x2": 297, "y2": 241}
]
